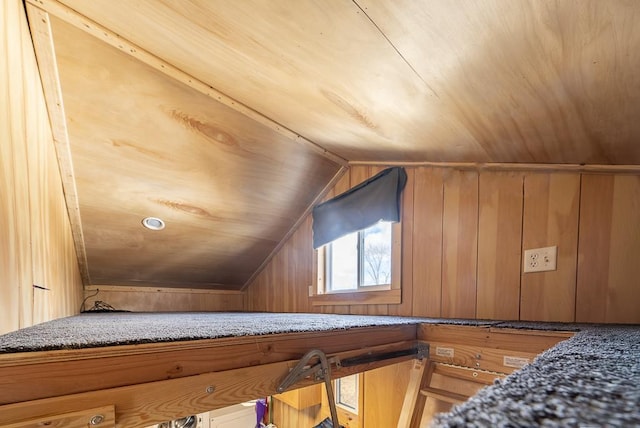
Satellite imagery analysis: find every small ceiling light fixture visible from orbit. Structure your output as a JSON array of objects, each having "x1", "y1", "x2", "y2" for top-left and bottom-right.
[{"x1": 142, "y1": 217, "x2": 165, "y2": 231}]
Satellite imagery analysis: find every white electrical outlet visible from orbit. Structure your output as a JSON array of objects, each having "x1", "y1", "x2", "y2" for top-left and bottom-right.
[{"x1": 523, "y1": 246, "x2": 557, "y2": 273}]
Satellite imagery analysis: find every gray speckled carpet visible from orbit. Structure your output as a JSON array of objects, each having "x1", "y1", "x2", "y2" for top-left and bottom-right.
[
  {"x1": 0, "y1": 312, "x2": 492, "y2": 353},
  {"x1": 432, "y1": 325, "x2": 640, "y2": 427},
  {"x1": 1, "y1": 313, "x2": 638, "y2": 426}
]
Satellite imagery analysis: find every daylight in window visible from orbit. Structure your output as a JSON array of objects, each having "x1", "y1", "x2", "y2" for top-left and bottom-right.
[
  {"x1": 326, "y1": 222, "x2": 392, "y2": 292},
  {"x1": 335, "y1": 374, "x2": 359, "y2": 413}
]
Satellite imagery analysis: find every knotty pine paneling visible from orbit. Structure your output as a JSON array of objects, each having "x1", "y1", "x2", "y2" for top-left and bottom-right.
[
  {"x1": 477, "y1": 172, "x2": 524, "y2": 320},
  {"x1": 442, "y1": 170, "x2": 479, "y2": 319},
  {"x1": 520, "y1": 173, "x2": 580, "y2": 322},
  {"x1": 246, "y1": 165, "x2": 639, "y2": 324},
  {"x1": 0, "y1": 0, "x2": 82, "y2": 334},
  {"x1": 576, "y1": 175, "x2": 640, "y2": 323}
]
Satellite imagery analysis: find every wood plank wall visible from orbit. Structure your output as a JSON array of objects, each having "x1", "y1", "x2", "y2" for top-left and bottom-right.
[
  {"x1": 0, "y1": 0, "x2": 83, "y2": 334},
  {"x1": 246, "y1": 165, "x2": 640, "y2": 324}
]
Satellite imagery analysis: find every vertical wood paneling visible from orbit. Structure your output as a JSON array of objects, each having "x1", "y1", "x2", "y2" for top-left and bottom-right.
[
  {"x1": 577, "y1": 175, "x2": 640, "y2": 323},
  {"x1": 272, "y1": 399, "x2": 322, "y2": 428},
  {"x1": 27, "y1": 61, "x2": 54, "y2": 325},
  {"x1": 1, "y1": 0, "x2": 36, "y2": 333},
  {"x1": 246, "y1": 165, "x2": 639, "y2": 324},
  {"x1": 411, "y1": 167, "x2": 444, "y2": 317},
  {"x1": 575, "y1": 174, "x2": 613, "y2": 323},
  {"x1": 364, "y1": 360, "x2": 413, "y2": 428},
  {"x1": 0, "y1": 0, "x2": 82, "y2": 333},
  {"x1": 441, "y1": 170, "x2": 478, "y2": 318},
  {"x1": 246, "y1": 209, "x2": 315, "y2": 313},
  {"x1": 520, "y1": 173, "x2": 580, "y2": 322},
  {"x1": 389, "y1": 168, "x2": 414, "y2": 317},
  {"x1": 477, "y1": 172, "x2": 524, "y2": 320}
]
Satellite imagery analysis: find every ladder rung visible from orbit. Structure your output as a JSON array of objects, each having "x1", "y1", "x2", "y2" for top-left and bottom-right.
[{"x1": 419, "y1": 387, "x2": 468, "y2": 404}]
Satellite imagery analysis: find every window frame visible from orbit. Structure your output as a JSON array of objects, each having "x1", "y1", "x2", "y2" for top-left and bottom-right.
[
  {"x1": 335, "y1": 373, "x2": 360, "y2": 414},
  {"x1": 310, "y1": 222, "x2": 402, "y2": 306}
]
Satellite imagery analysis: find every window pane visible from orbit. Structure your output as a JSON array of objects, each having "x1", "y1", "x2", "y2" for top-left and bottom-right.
[
  {"x1": 361, "y1": 222, "x2": 392, "y2": 286},
  {"x1": 336, "y1": 374, "x2": 359, "y2": 413},
  {"x1": 328, "y1": 232, "x2": 358, "y2": 291}
]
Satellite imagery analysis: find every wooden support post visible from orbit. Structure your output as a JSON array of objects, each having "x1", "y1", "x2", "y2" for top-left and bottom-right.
[{"x1": 397, "y1": 359, "x2": 427, "y2": 428}]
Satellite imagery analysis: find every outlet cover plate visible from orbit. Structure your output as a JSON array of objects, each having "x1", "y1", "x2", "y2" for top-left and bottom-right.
[{"x1": 523, "y1": 246, "x2": 557, "y2": 273}]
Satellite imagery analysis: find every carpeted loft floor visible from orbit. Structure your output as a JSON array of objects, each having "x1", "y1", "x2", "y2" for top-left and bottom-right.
[
  {"x1": 0, "y1": 312, "x2": 493, "y2": 353},
  {"x1": 433, "y1": 324, "x2": 640, "y2": 427},
  {"x1": 0, "y1": 312, "x2": 638, "y2": 426}
]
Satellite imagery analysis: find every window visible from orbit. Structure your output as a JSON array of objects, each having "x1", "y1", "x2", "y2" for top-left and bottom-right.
[
  {"x1": 312, "y1": 221, "x2": 401, "y2": 306},
  {"x1": 335, "y1": 374, "x2": 359, "y2": 413},
  {"x1": 310, "y1": 167, "x2": 406, "y2": 306},
  {"x1": 326, "y1": 222, "x2": 392, "y2": 292}
]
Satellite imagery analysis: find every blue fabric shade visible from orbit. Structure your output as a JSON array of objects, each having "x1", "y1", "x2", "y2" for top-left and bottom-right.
[{"x1": 312, "y1": 167, "x2": 407, "y2": 249}]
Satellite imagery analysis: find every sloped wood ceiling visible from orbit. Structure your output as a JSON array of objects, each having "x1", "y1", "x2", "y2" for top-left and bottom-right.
[{"x1": 25, "y1": 0, "x2": 640, "y2": 290}]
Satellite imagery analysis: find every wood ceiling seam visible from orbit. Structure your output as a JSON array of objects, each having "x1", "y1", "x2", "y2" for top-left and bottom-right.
[
  {"x1": 25, "y1": 0, "x2": 348, "y2": 168},
  {"x1": 351, "y1": 0, "x2": 440, "y2": 100},
  {"x1": 348, "y1": 160, "x2": 640, "y2": 173},
  {"x1": 25, "y1": 4, "x2": 90, "y2": 286},
  {"x1": 241, "y1": 165, "x2": 350, "y2": 290}
]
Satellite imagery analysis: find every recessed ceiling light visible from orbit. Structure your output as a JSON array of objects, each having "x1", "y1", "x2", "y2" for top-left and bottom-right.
[{"x1": 142, "y1": 217, "x2": 165, "y2": 231}]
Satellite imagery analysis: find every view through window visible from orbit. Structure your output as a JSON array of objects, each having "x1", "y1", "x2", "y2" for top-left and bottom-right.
[
  {"x1": 335, "y1": 373, "x2": 359, "y2": 413},
  {"x1": 326, "y1": 222, "x2": 392, "y2": 292}
]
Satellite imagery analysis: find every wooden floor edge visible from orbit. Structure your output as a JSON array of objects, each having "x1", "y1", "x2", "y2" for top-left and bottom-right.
[{"x1": 0, "y1": 323, "x2": 418, "y2": 366}]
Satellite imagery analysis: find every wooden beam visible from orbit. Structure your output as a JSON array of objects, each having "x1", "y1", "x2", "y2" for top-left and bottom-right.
[
  {"x1": 419, "y1": 387, "x2": 467, "y2": 404},
  {"x1": 397, "y1": 359, "x2": 427, "y2": 428},
  {"x1": 0, "y1": 341, "x2": 419, "y2": 428},
  {"x1": 418, "y1": 324, "x2": 573, "y2": 354},
  {"x1": 433, "y1": 362, "x2": 505, "y2": 386},
  {"x1": 3, "y1": 405, "x2": 115, "y2": 428},
  {"x1": 0, "y1": 360, "x2": 292, "y2": 428},
  {"x1": 25, "y1": 4, "x2": 90, "y2": 285},
  {"x1": 0, "y1": 325, "x2": 417, "y2": 405},
  {"x1": 25, "y1": 0, "x2": 347, "y2": 168}
]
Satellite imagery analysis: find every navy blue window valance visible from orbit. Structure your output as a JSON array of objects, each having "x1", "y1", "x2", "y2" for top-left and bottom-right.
[{"x1": 312, "y1": 167, "x2": 407, "y2": 249}]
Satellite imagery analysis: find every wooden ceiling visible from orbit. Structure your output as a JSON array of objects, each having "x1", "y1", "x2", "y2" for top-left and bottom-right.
[{"x1": 25, "y1": 0, "x2": 640, "y2": 290}]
